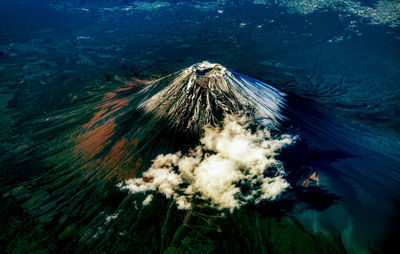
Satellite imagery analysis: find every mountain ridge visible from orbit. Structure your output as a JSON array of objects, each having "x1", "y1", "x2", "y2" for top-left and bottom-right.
[{"x1": 138, "y1": 61, "x2": 287, "y2": 136}]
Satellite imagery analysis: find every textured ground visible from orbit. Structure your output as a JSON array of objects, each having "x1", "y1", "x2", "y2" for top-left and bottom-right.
[{"x1": 0, "y1": 1, "x2": 399, "y2": 253}]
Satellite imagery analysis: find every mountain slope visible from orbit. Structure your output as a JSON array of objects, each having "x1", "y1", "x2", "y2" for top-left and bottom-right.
[{"x1": 0, "y1": 62, "x2": 347, "y2": 254}]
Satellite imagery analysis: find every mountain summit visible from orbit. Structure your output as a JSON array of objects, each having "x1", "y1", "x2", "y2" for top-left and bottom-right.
[{"x1": 138, "y1": 61, "x2": 287, "y2": 135}]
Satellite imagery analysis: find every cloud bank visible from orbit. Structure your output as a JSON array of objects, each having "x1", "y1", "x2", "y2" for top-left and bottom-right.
[{"x1": 118, "y1": 115, "x2": 295, "y2": 211}]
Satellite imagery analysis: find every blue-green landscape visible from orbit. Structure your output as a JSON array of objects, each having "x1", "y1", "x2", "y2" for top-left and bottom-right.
[{"x1": 0, "y1": 1, "x2": 399, "y2": 253}]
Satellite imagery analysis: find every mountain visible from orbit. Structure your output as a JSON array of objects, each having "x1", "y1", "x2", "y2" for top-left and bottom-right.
[
  {"x1": 0, "y1": 62, "x2": 347, "y2": 253},
  {"x1": 138, "y1": 61, "x2": 287, "y2": 135}
]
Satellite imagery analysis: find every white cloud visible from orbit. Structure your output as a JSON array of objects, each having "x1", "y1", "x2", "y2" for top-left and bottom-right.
[
  {"x1": 105, "y1": 212, "x2": 119, "y2": 223},
  {"x1": 118, "y1": 115, "x2": 295, "y2": 212},
  {"x1": 142, "y1": 194, "x2": 153, "y2": 206}
]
